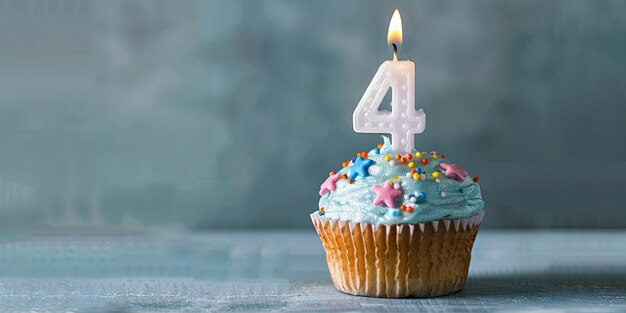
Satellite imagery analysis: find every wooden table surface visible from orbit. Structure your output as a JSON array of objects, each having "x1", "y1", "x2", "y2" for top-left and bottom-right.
[{"x1": 0, "y1": 229, "x2": 624, "y2": 312}]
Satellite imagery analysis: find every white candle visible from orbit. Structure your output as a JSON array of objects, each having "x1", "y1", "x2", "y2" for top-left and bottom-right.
[{"x1": 353, "y1": 9, "x2": 425, "y2": 154}]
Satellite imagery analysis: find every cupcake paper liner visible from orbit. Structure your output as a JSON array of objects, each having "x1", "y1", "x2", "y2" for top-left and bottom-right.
[{"x1": 311, "y1": 211, "x2": 484, "y2": 298}]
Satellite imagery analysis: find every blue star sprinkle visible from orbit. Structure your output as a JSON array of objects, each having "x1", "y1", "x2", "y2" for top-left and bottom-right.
[{"x1": 348, "y1": 157, "x2": 374, "y2": 180}]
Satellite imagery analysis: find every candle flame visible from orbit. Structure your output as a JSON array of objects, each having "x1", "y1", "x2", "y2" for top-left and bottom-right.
[{"x1": 387, "y1": 9, "x2": 402, "y2": 59}]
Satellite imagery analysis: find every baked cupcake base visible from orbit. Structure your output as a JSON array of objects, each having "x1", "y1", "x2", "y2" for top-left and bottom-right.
[{"x1": 310, "y1": 211, "x2": 484, "y2": 298}]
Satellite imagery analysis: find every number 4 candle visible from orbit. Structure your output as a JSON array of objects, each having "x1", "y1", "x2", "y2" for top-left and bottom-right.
[{"x1": 353, "y1": 9, "x2": 426, "y2": 154}]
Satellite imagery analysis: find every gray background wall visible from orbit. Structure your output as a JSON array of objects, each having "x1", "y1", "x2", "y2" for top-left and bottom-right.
[{"x1": 0, "y1": 0, "x2": 625, "y2": 231}]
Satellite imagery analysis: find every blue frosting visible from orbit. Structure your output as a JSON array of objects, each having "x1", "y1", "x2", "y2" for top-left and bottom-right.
[{"x1": 316, "y1": 137, "x2": 484, "y2": 224}]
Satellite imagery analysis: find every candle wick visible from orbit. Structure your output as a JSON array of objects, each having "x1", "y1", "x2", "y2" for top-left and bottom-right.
[{"x1": 392, "y1": 43, "x2": 398, "y2": 61}]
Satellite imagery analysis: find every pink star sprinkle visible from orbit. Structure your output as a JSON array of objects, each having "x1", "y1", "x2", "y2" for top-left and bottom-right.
[
  {"x1": 439, "y1": 163, "x2": 469, "y2": 182},
  {"x1": 319, "y1": 173, "x2": 342, "y2": 196},
  {"x1": 371, "y1": 182, "x2": 402, "y2": 208}
]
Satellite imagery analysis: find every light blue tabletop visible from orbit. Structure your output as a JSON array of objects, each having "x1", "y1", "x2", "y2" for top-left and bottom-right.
[{"x1": 0, "y1": 230, "x2": 625, "y2": 312}]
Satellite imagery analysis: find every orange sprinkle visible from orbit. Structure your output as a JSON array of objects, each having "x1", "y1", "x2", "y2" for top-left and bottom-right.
[
  {"x1": 348, "y1": 179, "x2": 354, "y2": 184},
  {"x1": 342, "y1": 161, "x2": 349, "y2": 168},
  {"x1": 473, "y1": 176, "x2": 480, "y2": 182},
  {"x1": 320, "y1": 207, "x2": 325, "y2": 213},
  {"x1": 406, "y1": 154, "x2": 413, "y2": 160},
  {"x1": 395, "y1": 154, "x2": 401, "y2": 160},
  {"x1": 400, "y1": 157, "x2": 407, "y2": 164},
  {"x1": 377, "y1": 143, "x2": 383, "y2": 149},
  {"x1": 440, "y1": 154, "x2": 445, "y2": 159},
  {"x1": 341, "y1": 174, "x2": 348, "y2": 180},
  {"x1": 411, "y1": 168, "x2": 417, "y2": 174},
  {"x1": 400, "y1": 205, "x2": 407, "y2": 211},
  {"x1": 421, "y1": 158, "x2": 429, "y2": 165},
  {"x1": 406, "y1": 206, "x2": 414, "y2": 213},
  {"x1": 329, "y1": 171, "x2": 336, "y2": 176}
]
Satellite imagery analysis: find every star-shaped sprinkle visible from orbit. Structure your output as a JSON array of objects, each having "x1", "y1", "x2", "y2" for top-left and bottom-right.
[
  {"x1": 348, "y1": 157, "x2": 373, "y2": 180},
  {"x1": 439, "y1": 163, "x2": 469, "y2": 182},
  {"x1": 371, "y1": 182, "x2": 402, "y2": 208},
  {"x1": 319, "y1": 173, "x2": 342, "y2": 196}
]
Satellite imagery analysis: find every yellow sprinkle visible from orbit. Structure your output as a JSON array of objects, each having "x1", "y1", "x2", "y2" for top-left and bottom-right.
[
  {"x1": 432, "y1": 172, "x2": 440, "y2": 179},
  {"x1": 384, "y1": 155, "x2": 391, "y2": 161},
  {"x1": 408, "y1": 162, "x2": 415, "y2": 168},
  {"x1": 415, "y1": 152, "x2": 422, "y2": 158},
  {"x1": 413, "y1": 173, "x2": 420, "y2": 180},
  {"x1": 432, "y1": 155, "x2": 438, "y2": 159}
]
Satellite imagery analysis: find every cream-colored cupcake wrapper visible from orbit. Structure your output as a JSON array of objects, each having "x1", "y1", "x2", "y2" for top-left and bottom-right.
[{"x1": 311, "y1": 211, "x2": 484, "y2": 298}]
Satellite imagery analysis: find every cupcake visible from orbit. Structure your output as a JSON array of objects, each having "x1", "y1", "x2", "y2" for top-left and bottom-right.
[{"x1": 311, "y1": 136, "x2": 484, "y2": 298}]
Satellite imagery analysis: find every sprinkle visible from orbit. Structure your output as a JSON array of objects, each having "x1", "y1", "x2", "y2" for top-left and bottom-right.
[
  {"x1": 406, "y1": 154, "x2": 413, "y2": 160},
  {"x1": 420, "y1": 174, "x2": 426, "y2": 181},
  {"x1": 408, "y1": 162, "x2": 415, "y2": 168},
  {"x1": 320, "y1": 207, "x2": 325, "y2": 214},
  {"x1": 411, "y1": 168, "x2": 417, "y2": 174},
  {"x1": 349, "y1": 179, "x2": 354, "y2": 184},
  {"x1": 348, "y1": 157, "x2": 374, "y2": 179},
  {"x1": 320, "y1": 173, "x2": 342, "y2": 196},
  {"x1": 395, "y1": 154, "x2": 402, "y2": 160},
  {"x1": 388, "y1": 178, "x2": 401, "y2": 186},
  {"x1": 432, "y1": 172, "x2": 440, "y2": 179},
  {"x1": 393, "y1": 183, "x2": 401, "y2": 190},
  {"x1": 342, "y1": 161, "x2": 349, "y2": 168},
  {"x1": 440, "y1": 163, "x2": 469, "y2": 182},
  {"x1": 384, "y1": 155, "x2": 391, "y2": 161},
  {"x1": 436, "y1": 179, "x2": 440, "y2": 183},
  {"x1": 400, "y1": 205, "x2": 407, "y2": 211},
  {"x1": 473, "y1": 176, "x2": 480, "y2": 182},
  {"x1": 329, "y1": 171, "x2": 336, "y2": 176},
  {"x1": 432, "y1": 155, "x2": 439, "y2": 159},
  {"x1": 374, "y1": 147, "x2": 380, "y2": 155},
  {"x1": 372, "y1": 183, "x2": 402, "y2": 208},
  {"x1": 389, "y1": 160, "x2": 396, "y2": 166},
  {"x1": 406, "y1": 206, "x2": 414, "y2": 213},
  {"x1": 418, "y1": 192, "x2": 426, "y2": 200},
  {"x1": 341, "y1": 174, "x2": 348, "y2": 180},
  {"x1": 413, "y1": 173, "x2": 420, "y2": 180},
  {"x1": 404, "y1": 194, "x2": 409, "y2": 200},
  {"x1": 318, "y1": 211, "x2": 324, "y2": 216},
  {"x1": 421, "y1": 158, "x2": 429, "y2": 165},
  {"x1": 400, "y1": 157, "x2": 407, "y2": 164},
  {"x1": 415, "y1": 152, "x2": 422, "y2": 158},
  {"x1": 441, "y1": 192, "x2": 447, "y2": 197},
  {"x1": 405, "y1": 172, "x2": 412, "y2": 177},
  {"x1": 391, "y1": 210, "x2": 398, "y2": 217},
  {"x1": 410, "y1": 196, "x2": 417, "y2": 203},
  {"x1": 378, "y1": 143, "x2": 383, "y2": 149},
  {"x1": 440, "y1": 154, "x2": 445, "y2": 158},
  {"x1": 416, "y1": 168, "x2": 422, "y2": 174}
]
